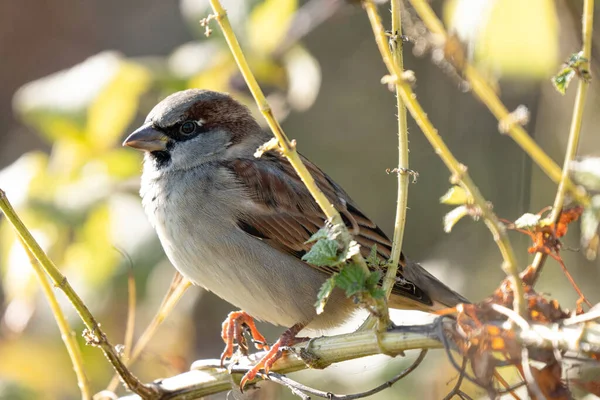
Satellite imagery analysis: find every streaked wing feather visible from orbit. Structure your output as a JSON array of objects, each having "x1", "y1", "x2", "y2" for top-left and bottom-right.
[{"x1": 226, "y1": 152, "x2": 433, "y2": 306}]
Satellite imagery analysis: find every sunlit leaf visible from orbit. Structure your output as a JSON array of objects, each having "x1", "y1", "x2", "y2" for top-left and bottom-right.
[
  {"x1": 188, "y1": 58, "x2": 237, "y2": 93},
  {"x1": 314, "y1": 275, "x2": 336, "y2": 314},
  {"x1": 63, "y1": 204, "x2": 118, "y2": 286},
  {"x1": 570, "y1": 157, "x2": 600, "y2": 191},
  {"x1": 302, "y1": 238, "x2": 340, "y2": 266},
  {"x1": 13, "y1": 52, "x2": 122, "y2": 143},
  {"x1": 440, "y1": 186, "x2": 469, "y2": 205},
  {"x1": 247, "y1": 0, "x2": 297, "y2": 55},
  {"x1": 443, "y1": 205, "x2": 469, "y2": 233},
  {"x1": 87, "y1": 61, "x2": 151, "y2": 150},
  {"x1": 446, "y1": 0, "x2": 558, "y2": 78},
  {"x1": 552, "y1": 52, "x2": 590, "y2": 95}
]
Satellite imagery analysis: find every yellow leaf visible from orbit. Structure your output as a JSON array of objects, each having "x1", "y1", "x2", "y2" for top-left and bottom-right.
[
  {"x1": 63, "y1": 205, "x2": 117, "y2": 286},
  {"x1": 440, "y1": 186, "x2": 469, "y2": 205},
  {"x1": 86, "y1": 61, "x2": 151, "y2": 151},
  {"x1": 247, "y1": 0, "x2": 297, "y2": 55},
  {"x1": 188, "y1": 59, "x2": 237, "y2": 93},
  {"x1": 446, "y1": 0, "x2": 558, "y2": 78}
]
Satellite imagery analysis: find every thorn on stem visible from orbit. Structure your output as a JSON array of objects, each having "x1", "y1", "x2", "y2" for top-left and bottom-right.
[
  {"x1": 200, "y1": 14, "x2": 218, "y2": 37},
  {"x1": 386, "y1": 167, "x2": 419, "y2": 183},
  {"x1": 449, "y1": 164, "x2": 468, "y2": 184}
]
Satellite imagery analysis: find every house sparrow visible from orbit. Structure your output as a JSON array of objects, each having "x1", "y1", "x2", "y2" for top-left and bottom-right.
[{"x1": 124, "y1": 89, "x2": 468, "y2": 385}]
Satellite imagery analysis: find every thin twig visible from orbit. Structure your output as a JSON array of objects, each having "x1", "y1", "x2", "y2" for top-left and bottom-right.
[
  {"x1": 106, "y1": 272, "x2": 192, "y2": 392},
  {"x1": 207, "y1": 0, "x2": 389, "y2": 327},
  {"x1": 443, "y1": 356, "x2": 468, "y2": 400},
  {"x1": 406, "y1": 0, "x2": 589, "y2": 208},
  {"x1": 267, "y1": 374, "x2": 312, "y2": 400},
  {"x1": 268, "y1": 350, "x2": 427, "y2": 399},
  {"x1": 0, "y1": 190, "x2": 157, "y2": 399},
  {"x1": 19, "y1": 238, "x2": 92, "y2": 400},
  {"x1": 530, "y1": 0, "x2": 594, "y2": 282},
  {"x1": 124, "y1": 268, "x2": 136, "y2": 360},
  {"x1": 383, "y1": 0, "x2": 410, "y2": 300},
  {"x1": 361, "y1": 0, "x2": 525, "y2": 316}
]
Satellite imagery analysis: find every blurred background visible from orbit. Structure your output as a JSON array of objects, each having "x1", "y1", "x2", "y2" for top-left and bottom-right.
[{"x1": 0, "y1": 0, "x2": 599, "y2": 399}]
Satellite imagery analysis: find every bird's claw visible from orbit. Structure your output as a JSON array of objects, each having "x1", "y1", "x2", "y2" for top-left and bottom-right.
[{"x1": 220, "y1": 311, "x2": 269, "y2": 367}]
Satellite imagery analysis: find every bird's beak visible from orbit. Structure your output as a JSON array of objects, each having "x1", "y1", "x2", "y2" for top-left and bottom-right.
[{"x1": 123, "y1": 123, "x2": 168, "y2": 152}]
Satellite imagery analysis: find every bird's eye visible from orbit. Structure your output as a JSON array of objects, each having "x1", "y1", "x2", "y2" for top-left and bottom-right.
[{"x1": 180, "y1": 121, "x2": 197, "y2": 135}]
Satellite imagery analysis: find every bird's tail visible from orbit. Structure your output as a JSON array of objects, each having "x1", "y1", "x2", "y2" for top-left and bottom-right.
[{"x1": 389, "y1": 258, "x2": 469, "y2": 312}]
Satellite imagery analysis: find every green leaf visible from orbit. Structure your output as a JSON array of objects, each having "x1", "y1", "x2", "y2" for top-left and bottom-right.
[
  {"x1": 301, "y1": 239, "x2": 339, "y2": 266},
  {"x1": 366, "y1": 245, "x2": 380, "y2": 266},
  {"x1": 336, "y1": 263, "x2": 367, "y2": 297},
  {"x1": 305, "y1": 227, "x2": 330, "y2": 244},
  {"x1": 552, "y1": 67, "x2": 576, "y2": 95},
  {"x1": 86, "y1": 60, "x2": 151, "y2": 150},
  {"x1": 552, "y1": 51, "x2": 590, "y2": 95},
  {"x1": 314, "y1": 275, "x2": 337, "y2": 315},
  {"x1": 365, "y1": 270, "x2": 381, "y2": 287}
]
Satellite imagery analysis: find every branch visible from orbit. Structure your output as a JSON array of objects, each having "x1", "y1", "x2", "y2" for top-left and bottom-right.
[
  {"x1": 19, "y1": 238, "x2": 92, "y2": 399},
  {"x1": 406, "y1": 0, "x2": 590, "y2": 208},
  {"x1": 361, "y1": 1, "x2": 525, "y2": 316},
  {"x1": 0, "y1": 189, "x2": 157, "y2": 399},
  {"x1": 113, "y1": 318, "x2": 600, "y2": 399},
  {"x1": 384, "y1": 0, "x2": 410, "y2": 299},
  {"x1": 530, "y1": 0, "x2": 595, "y2": 281}
]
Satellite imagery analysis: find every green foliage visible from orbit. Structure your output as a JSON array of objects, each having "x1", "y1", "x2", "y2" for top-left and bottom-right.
[
  {"x1": 314, "y1": 274, "x2": 337, "y2": 315},
  {"x1": 552, "y1": 51, "x2": 591, "y2": 95},
  {"x1": 306, "y1": 226, "x2": 384, "y2": 314},
  {"x1": 302, "y1": 239, "x2": 341, "y2": 266}
]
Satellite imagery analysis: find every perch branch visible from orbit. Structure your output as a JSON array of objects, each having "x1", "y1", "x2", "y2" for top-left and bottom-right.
[{"x1": 114, "y1": 318, "x2": 600, "y2": 399}]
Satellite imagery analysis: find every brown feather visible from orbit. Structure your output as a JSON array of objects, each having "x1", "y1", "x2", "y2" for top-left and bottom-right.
[{"x1": 225, "y1": 150, "x2": 444, "y2": 307}]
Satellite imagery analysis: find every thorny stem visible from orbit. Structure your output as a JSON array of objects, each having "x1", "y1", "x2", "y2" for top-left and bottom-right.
[
  {"x1": 407, "y1": 0, "x2": 589, "y2": 208},
  {"x1": 19, "y1": 238, "x2": 92, "y2": 400},
  {"x1": 362, "y1": 1, "x2": 525, "y2": 316},
  {"x1": 529, "y1": 0, "x2": 595, "y2": 283},
  {"x1": 0, "y1": 190, "x2": 157, "y2": 399},
  {"x1": 383, "y1": 0, "x2": 410, "y2": 300},
  {"x1": 207, "y1": 0, "x2": 390, "y2": 327}
]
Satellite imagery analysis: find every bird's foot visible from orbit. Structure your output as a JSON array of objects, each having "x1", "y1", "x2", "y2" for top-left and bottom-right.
[
  {"x1": 220, "y1": 311, "x2": 269, "y2": 367},
  {"x1": 239, "y1": 323, "x2": 305, "y2": 390}
]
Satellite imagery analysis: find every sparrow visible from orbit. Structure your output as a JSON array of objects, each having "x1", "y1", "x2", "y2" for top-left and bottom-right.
[{"x1": 124, "y1": 89, "x2": 468, "y2": 386}]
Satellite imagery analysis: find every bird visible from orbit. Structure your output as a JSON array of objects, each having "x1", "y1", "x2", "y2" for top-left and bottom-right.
[{"x1": 123, "y1": 89, "x2": 468, "y2": 387}]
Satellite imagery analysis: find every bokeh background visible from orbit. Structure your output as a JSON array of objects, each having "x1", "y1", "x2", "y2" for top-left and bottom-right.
[{"x1": 0, "y1": 0, "x2": 599, "y2": 399}]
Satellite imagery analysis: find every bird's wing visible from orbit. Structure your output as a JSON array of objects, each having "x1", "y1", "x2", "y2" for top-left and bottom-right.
[{"x1": 224, "y1": 151, "x2": 440, "y2": 308}]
